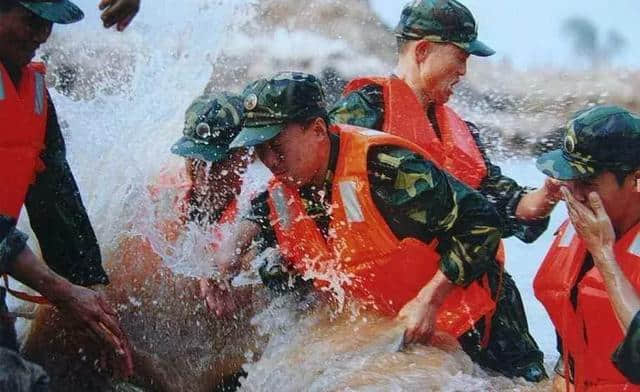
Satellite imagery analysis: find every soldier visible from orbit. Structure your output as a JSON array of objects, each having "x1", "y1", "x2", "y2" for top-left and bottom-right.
[
  {"x1": 329, "y1": 0, "x2": 560, "y2": 381},
  {"x1": 227, "y1": 71, "x2": 505, "y2": 353},
  {"x1": 0, "y1": 0, "x2": 132, "y2": 388},
  {"x1": 535, "y1": 105, "x2": 640, "y2": 391}
]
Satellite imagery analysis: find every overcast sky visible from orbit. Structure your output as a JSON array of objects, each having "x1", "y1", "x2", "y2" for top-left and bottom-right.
[{"x1": 370, "y1": 0, "x2": 640, "y2": 70}]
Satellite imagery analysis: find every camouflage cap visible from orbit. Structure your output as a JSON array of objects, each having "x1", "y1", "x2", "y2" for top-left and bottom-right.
[
  {"x1": 171, "y1": 92, "x2": 244, "y2": 163},
  {"x1": 537, "y1": 105, "x2": 640, "y2": 180},
  {"x1": 394, "y1": 0, "x2": 494, "y2": 57},
  {"x1": 229, "y1": 72, "x2": 327, "y2": 149},
  {"x1": 18, "y1": 0, "x2": 84, "y2": 24}
]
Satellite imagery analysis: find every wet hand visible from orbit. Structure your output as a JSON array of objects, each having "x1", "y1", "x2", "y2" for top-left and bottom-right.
[
  {"x1": 397, "y1": 296, "x2": 438, "y2": 346},
  {"x1": 99, "y1": 0, "x2": 140, "y2": 31},
  {"x1": 544, "y1": 177, "x2": 565, "y2": 204},
  {"x1": 562, "y1": 187, "x2": 615, "y2": 257},
  {"x1": 198, "y1": 278, "x2": 237, "y2": 318},
  {"x1": 51, "y1": 284, "x2": 133, "y2": 378}
]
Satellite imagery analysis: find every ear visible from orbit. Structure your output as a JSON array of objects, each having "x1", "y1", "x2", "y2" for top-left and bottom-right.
[
  {"x1": 309, "y1": 117, "x2": 327, "y2": 136},
  {"x1": 414, "y1": 40, "x2": 432, "y2": 64}
]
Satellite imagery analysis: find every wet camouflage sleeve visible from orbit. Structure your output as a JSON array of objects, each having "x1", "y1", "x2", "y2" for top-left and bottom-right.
[
  {"x1": 329, "y1": 82, "x2": 549, "y2": 243},
  {"x1": 24, "y1": 93, "x2": 108, "y2": 287},
  {"x1": 0, "y1": 216, "x2": 28, "y2": 275},
  {"x1": 612, "y1": 311, "x2": 640, "y2": 384},
  {"x1": 467, "y1": 123, "x2": 549, "y2": 243},
  {"x1": 368, "y1": 146, "x2": 502, "y2": 286},
  {"x1": 328, "y1": 84, "x2": 385, "y2": 129}
]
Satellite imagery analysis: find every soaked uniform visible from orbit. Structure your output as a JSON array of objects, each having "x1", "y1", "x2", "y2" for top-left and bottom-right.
[
  {"x1": 252, "y1": 133, "x2": 505, "y2": 351},
  {"x1": 0, "y1": 94, "x2": 107, "y2": 365},
  {"x1": 328, "y1": 83, "x2": 546, "y2": 378}
]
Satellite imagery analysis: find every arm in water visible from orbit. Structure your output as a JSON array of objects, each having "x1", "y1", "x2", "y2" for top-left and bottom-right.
[
  {"x1": 0, "y1": 218, "x2": 133, "y2": 377},
  {"x1": 367, "y1": 147, "x2": 502, "y2": 345},
  {"x1": 563, "y1": 188, "x2": 640, "y2": 383},
  {"x1": 98, "y1": 0, "x2": 140, "y2": 31},
  {"x1": 199, "y1": 219, "x2": 261, "y2": 317}
]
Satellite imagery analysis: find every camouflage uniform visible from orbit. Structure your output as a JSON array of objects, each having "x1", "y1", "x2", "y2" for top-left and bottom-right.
[
  {"x1": 328, "y1": 0, "x2": 547, "y2": 381},
  {"x1": 231, "y1": 72, "x2": 518, "y2": 372},
  {"x1": 537, "y1": 105, "x2": 640, "y2": 383}
]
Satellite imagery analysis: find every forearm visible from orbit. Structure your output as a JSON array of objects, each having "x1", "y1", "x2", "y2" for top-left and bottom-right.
[
  {"x1": 594, "y1": 247, "x2": 640, "y2": 330},
  {"x1": 6, "y1": 246, "x2": 73, "y2": 303},
  {"x1": 515, "y1": 186, "x2": 559, "y2": 221},
  {"x1": 217, "y1": 220, "x2": 260, "y2": 278},
  {"x1": 418, "y1": 269, "x2": 456, "y2": 306}
]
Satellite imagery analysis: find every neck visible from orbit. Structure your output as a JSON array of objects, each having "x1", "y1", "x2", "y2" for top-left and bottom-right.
[
  {"x1": 614, "y1": 212, "x2": 640, "y2": 240},
  {"x1": 395, "y1": 60, "x2": 431, "y2": 112},
  {"x1": 310, "y1": 135, "x2": 331, "y2": 186}
]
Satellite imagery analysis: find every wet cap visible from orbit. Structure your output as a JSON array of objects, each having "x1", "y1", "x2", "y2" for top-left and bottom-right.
[
  {"x1": 229, "y1": 72, "x2": 327, "y2": 149},
  {"x1": 171, "y1": 92, "x2": 244, "y2": 163},
  {"x1": 537, "y1": 105, "x2": 640, "y2": 180},
  {"x1": 394, "y1": 0, "x2": 494, "y2": 57},
  {"x1": 18, "y1": 0, "x2": 84, "y2": 24}
]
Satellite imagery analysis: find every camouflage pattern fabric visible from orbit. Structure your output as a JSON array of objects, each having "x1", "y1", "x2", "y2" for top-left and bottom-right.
[
  {"x1": 394, "y1": 0, "x2": 494, "y2": 57},
  {"x1": 329, "y1": 82, "x2": 547, "y2": 381},
  {"x1": 537, "y1": 105, "x2": 640, "y2": 180},
  {"x1": 329, "y1": 83, "x2": 549, "y2": 242},
  {"x1": 19, "y1": 0, "x2": 84, "y2": 24},
  {"x1": 230, "y1": 72, "x2": 327, "y2": 148},
  {"x1": 23, "y1": 93, "x2": 108, "y2": 287},
  {"x1": 171, "y1": 92, "x2": 244, "y2": 162},
  {"x1": 613, "y1": 311, "x2": 640, "y2": 384}
]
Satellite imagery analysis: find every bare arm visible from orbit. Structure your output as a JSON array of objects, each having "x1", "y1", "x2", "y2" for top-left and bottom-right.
[
  {"x1": 563, "y1": 188, "x2": 640, "y2": 330},
  {"x1": 515, "y1": 177, "x2": 563, "y2": 222},
  {"x1": 397, "y1": 270, "x2": 456, "y2": 345}
]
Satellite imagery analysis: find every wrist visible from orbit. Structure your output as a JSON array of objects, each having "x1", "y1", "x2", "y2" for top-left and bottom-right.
[{"x1": 40, "y1": 276, "x2": 74, "y2": 305}]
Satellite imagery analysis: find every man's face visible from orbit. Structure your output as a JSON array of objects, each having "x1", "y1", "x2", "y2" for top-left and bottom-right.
[
  {"x1": 566, "y1": 170, "x2": 638, "y2": 227},
  {"x1": 416, "y1": 42, "x2": 468, "y2": 105},
  {"x1": 256, "y1": 120, "x2": 326, "y2": 187},
  {"x1": 0, "y1": 5, "x2": 52, "y2": 69}
]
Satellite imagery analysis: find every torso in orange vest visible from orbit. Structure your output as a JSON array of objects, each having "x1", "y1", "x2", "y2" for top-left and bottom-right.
[
  {"x1": 268, "y1": 125, "x2": 497, "y2": 337},
  {"x1": 343, "y1": 76, "x2": 487, "y2": 189},
  {"x1": 534, "y1": 220, "x2": 640, "y2": 391},
  {"x1": 0, "y1": 61, "x2": 48, "y2": 219}
]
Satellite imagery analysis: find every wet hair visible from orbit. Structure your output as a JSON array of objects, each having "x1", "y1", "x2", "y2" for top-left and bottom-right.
[{"x1": 610, "y1": 166, "x2": 639, "y2": 187}]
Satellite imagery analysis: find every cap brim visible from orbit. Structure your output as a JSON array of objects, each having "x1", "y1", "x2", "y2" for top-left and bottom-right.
[
  {"x1": 229, "y1": 124, "x2": 283, "y2": 149},
  {"x1": 171, "y1": 136, "x2": 229, "y2": 163},
  {"x1": 465, "y1": 39, "x2": 495, "y2": 57},
  {"x1": 19, "y1": 0, "x2": 84, "y2": 24},
  {"x1": 536, "y1": 149, "x2": 598, "y2": 180}
]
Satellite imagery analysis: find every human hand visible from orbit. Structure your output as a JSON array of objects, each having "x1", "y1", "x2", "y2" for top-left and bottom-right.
[
  {"x1": 198, "y1": 278, "x2": 237, "y2": 318},
  {"x1": 544, "y1": 177, "x2": 565, "y2": 204},
  {"x1": 397, "y1": 295, "x2": 438, "y2": 346},
  {"x1": 99, "y1": 0, "x2": 140, "y2": 31},
  {"x1": 50, "y1": 284, "x2": 133, "y2": 378},
  {"x1": 562, "y1": 187, "x2": 615, "y2": 258}
]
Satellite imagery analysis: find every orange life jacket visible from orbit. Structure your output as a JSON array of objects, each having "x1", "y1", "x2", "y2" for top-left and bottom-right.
[
  {"x1": 534, "y1": 220, "x2": 640, "y2": 391},
  {"x1": 343, "y1": 76, "x2": 487, "y2": 189},
  {"x1": 0, "y1": 62, "x2": 48, "y2": 219},
  {"x1": 342, "y1": 77, "x2": 505, "y2": 266},
  {"x1": 268, "y1": 125, "x2": 497, "y2": 337}
]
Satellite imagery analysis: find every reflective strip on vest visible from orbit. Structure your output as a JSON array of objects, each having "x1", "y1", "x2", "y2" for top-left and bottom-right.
[
  {"x1": 559, "y1": 224, "x2": 576, "y2": 247},
  {"x1": 338, "y1": 181, "x2": 364, "y2": 223},
  {"x1": 271, "y1": 184, "x2": 293, "y2": 230},
  {"x1": 34, "y1": 72, "x2": 45, "y2": 115},
  {"x1": 629, "y1": 233, "x2": 640, "y2": 257}
]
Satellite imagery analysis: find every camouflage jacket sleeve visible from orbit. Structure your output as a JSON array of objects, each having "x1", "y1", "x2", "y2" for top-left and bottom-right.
[
  {"x1": 612, "y1": 311, "x2": 640, "y2": 384},
  {"x1": 368, "y1": 146, "x2": 503, "y2": 287},
  {"x1": 328, "y1": 84, "x2": 385, "y2": 130},
  {"x1": 0, "y1": 216, "x2": 28, "y2": 275},
  {"x1": 467, "y1": 122, "x2": 550, "y2": 243},
  {"x1": 24, "y1": 92, "x2": 108, "y2": 287}
]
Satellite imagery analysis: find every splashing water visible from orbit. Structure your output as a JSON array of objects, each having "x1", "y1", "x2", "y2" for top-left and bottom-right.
[{"x1": 9, "y1": 0, "x2": 575, "y2": 390}]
